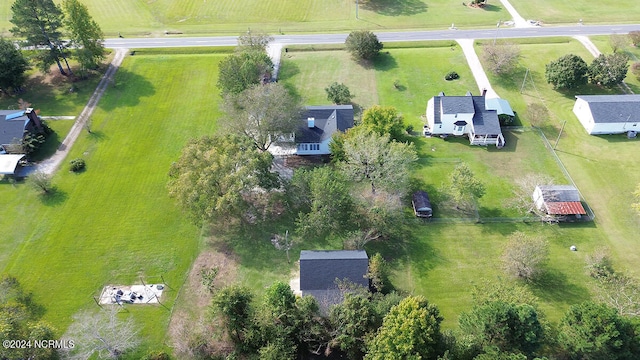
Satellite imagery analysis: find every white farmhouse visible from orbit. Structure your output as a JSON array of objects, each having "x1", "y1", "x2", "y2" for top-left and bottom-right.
[
  {"x1": 426, "y1": 92, "x2": 505, "y2": 147},
  {"x1": 572, "y1": 95, "x2": 640, "y2": 135},
  {"x1": 269, "y1": 105, "x2": 354, "y2": 156}
]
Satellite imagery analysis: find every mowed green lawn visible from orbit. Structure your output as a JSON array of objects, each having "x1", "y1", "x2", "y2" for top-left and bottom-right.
[
  {"x1": 0, "y1": 0, "x2": 507, "y2": 37},
  {"x1": 477, "y1": 37, "x2": 640, "y2": 275},
  {"x1": 508, "y1": 0, "x2": 640, "y2": 24},
  {"x1": 280, "y1": 44, "x2": 605, "y2": 327},
  {"x1": 1, "y1": 53, "x2": 225, "y2": 347}
]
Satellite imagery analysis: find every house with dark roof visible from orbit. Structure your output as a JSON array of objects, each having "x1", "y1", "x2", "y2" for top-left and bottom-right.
[
  {"x1": 299, "y1": 250, "x2": 368, "y2": 306},
  {"x1": 0, "y1": 109, "x2": 42, "y2": 153},
  {"x1": 573, "y1": 95, "x2": 640, "y2": 135},
  {"x1": 269, "y1": 105, "x2": 354, "y2": 156},
  {"x1": 533, "y1": 185, "x2": 587, "y2": 220},
  {"x1": 425, "y1": 92, "x2": 505, "y2": 147}
]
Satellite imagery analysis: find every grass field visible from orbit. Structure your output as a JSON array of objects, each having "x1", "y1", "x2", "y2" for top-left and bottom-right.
[
  {"x1": 0, "y1": 0, "x2": 508, "y2": 37},
  {"x1": 508, "y1": 0, "x2": 640, "y2": 25},
  {"x1": 1, "y1": 52, "x2": 228, "y2": 351},
  {"x1": 476, "y1": 37, "x2": 640, "y2": 275}
]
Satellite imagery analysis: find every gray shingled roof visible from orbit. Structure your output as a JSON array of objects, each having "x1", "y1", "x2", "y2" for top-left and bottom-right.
[
  {"x1": 441, "y1": 96, "x2": 475, "y2": 114},
  {"x1": 537, "y1": 185, "x2": 581, "y2": 202},
  {"x1": 299, "y1": 250, "x2": 368, "y2": 291},
  {"x1": 470, "y1": 96, "x2": 501, "y2": 135},
  {"x1": 576, "y1": 95, "x2": 640, "y2": 124},
  {"x1": 0, "y1": 112, "x2": 29, "y2": 147},
  {"x1": 296, "y1": 105, "x2": 354, "y2": 143}
]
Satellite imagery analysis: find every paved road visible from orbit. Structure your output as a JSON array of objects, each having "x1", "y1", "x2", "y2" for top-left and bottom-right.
[{"x1": 105, "y1": 24, "x2": 640, "y2": 49}]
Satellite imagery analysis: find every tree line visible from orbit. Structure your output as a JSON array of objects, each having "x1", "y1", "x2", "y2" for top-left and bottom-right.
[{"x1": 0, "y1": 0, "x2": 105, "y2": 94}]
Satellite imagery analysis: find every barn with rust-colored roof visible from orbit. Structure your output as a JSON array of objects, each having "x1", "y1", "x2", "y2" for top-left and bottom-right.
[{"x1": 533, "y1": 185, "x2": 587, "y2": 219}]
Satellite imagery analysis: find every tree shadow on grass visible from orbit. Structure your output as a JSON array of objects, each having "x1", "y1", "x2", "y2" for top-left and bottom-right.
[
  {"x1": 98, "y1": 68, "x2": 156, "y2": 111},
  {"x1": 480, "y1": 4, "x2": 501, "y2": 12},
  {"x1": 530, "y1": 268, "x2": 591, "y2": 305},
  {"x1": 373, "y1": 52, "x2": 398, "y2": 71},
  {"x1": 362, "y1": 0, "x2": 428, "y2": 16},
  {"x1": 40, "y1": 187, "x2": 68, "y2": 207}
]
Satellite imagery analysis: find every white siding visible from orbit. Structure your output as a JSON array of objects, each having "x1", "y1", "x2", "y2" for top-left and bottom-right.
[
  {"x1": 296, "y1": 138, "x2": 332, "y2": 155},
  {"x1": 572, "y1": 98, "x2": 596, "y2": 134},
  {"x1": 426, "y1": 98, "x2": 435, "y2": 131}
]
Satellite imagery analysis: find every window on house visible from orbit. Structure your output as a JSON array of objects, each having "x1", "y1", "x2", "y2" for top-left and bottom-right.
[{"x1": 456, "y1": 126, "x2": 464, "y2": 132}]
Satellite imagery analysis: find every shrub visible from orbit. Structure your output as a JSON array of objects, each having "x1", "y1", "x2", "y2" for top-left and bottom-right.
[
  {"x1": 629, "y1": 31, "x2": 640, "y2": 47},
  {"x1": 445, "y1": 71, "x2": 459, "y2": 81},
  {"x1": 632, "y1": 62, "x2": 640, "y2": 80},
  {"x1": 69, "y1": 158, "x2": 86, "y2": 172},
  {"x1": 142, "y1": 351, "x2": 170, "y2": 360}
]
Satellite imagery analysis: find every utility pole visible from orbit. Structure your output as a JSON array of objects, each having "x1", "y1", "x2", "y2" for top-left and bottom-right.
[
  {"x1": 494, "y1": 20, "x2": 500, "y2": 45},
  {"x1": 554, "y1": 121, "x2": 567, "y2": 149}
]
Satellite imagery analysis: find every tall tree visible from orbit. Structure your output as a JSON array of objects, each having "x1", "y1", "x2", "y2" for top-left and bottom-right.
[
  {"x1": 292, "y1": 166, "x2": 354, "y2": 239},
  {"x1": 325, "y1": 82, "x2": 354, "y2": 105},
  {"x1": 501, "y1": 231, "x2": 549, "y2": 282},
  {"x1": 482, "y1": 41, "x2": 521, "y2": 75},
  {"x1": 167, "y1": 134, "x2": 279, "y2": 225},
  {"x1": 459, "y1": 301, "x2": 544, "y2": 356},
  {"x1": 61, "y1": 307, "x2": 140, "y2": 359},
  {"x1": 330, "y1": 293, "x2": 377, "y2": 359},
  {"x1": 0, "y1": 38, "x2": 30, "y2": 94},
  {"x1": 345, "y1": 30, "x2": 383, "y2": 60},
  {"x1": 340, "y1": 129, "x2": 417, "y2": 195},
  {"x1": 211, "y1": 285, "x2": 255, "y2": 347},
  {"x1": 237, "y1": 30, "x2": 272, "y2": 52},
  {"x1": 366, "y1": 296, "x2": 444, "y2": 360},
  {"x1": 10, "y1": 0, "x2": 71, "y2": 75},
  {"x1": 0, "y1": 276, "x2": 57, "y2": 360},
  {"x1": 558, "y1": 302, "x2": 640, "y2": 360},
  {"x1": 448, "y1": 162, "x2": 486, "y2": 209},
  {"x1": 588, "y1": 53, "x2": 630, "y2": 87},
  {"x1": 361, "y1": 105, "x2": 405, "y2": 141},
  {"x1": 222, "y1": 82, "x2": 302, "y2": 151},
  {"x1": 63, "y1": 0, "x2": 105, "y2": 71},
  {"x1": 545, "y1": 54, "x2": 588, "y2": 89},
  {"x1": 217, "y1": 50, "x2": 273, "y2": 95}
]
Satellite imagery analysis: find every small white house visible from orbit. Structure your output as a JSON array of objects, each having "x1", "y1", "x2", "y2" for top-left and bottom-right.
[
  {"x1": 573, "y1": 95, "x2": 640, "y2": 135},
  {"x1": 426, "y1": 92, "x2": 505, "y2": 147},
  {"x1": 269, "y1": 105, "x2": 354, "y2": 156}
]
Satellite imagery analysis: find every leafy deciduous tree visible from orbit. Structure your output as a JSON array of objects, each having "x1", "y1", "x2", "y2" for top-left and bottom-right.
[
  {"x1": 292, "y1": 166, "x2": 354, "y2": 239},
  {"x1": 558, "y1": 302, "x2": 640, "y2": 360},
  {"x1": 609, "y1": 33, "x2": 629, "y2": 53},
  {"x1": 63, "y1": 0, "x2": 105, "y2": 71},
  {"x1": 501, "y1": 231, "x2": 549, "y2": 282},
  {"x1": 629, "y1": 31, "x2": 640, "y2": 47},
  {"x1": 211, "y1": 285, "x2": 254, "y2": 347},
  {"x1": 340, "y1": 129, "x2": 417, "y2": 195},
  {"x1": 330, "y1": 293, "x2": 377, "y2": 359},
  {"x1": 222, "y1": 82, "x2": 302, "y2": 151},
  {"x1": 361, "y1": 105, "x2": 405, "y2": 141},
  {"x1": 448, "y1": 162, "x2": 486, "y2": 208},
  {"x1": 545, "y1": 54, "x2": 588, "y2": 89},
  {"x1": 367, "y1": 252, "x2": 389, "y2": 293},
  {"x1": 0, "y1": 38, "x2": 30, "y2": 93},
  {"x1": 10, "y1": 0, "x2": 72, "y2": 75},
  {"x1": 28, "y1": 171, "x2": 53, "y2": 194},
  {"x1": 325, "y1": 82, "x2": 354, "y2": 105},
  {"x1": 366, "y1": 296, "x2": 444, "y2": 360},
  {"x1": 0, "y1": 276, "x2": 57, "y2": 360},
  {"x1": 482, "y1": 41, "x2": 521, "y2": 75},
  {"x1": 167, "y1": 134, "x2": 278, "y2": 225},
  {"x1": 459, "y1": 301, "x2": 544, "y2": 356},
  {"x1": 345, "y1": 30, "x2": 383, "y2": 60},
  {"x1": 588, "y1": 53, "x2": 630, "y2": 87},
  {"x1": 217, "y1": 50, "x2": 273, "y2": 95}
]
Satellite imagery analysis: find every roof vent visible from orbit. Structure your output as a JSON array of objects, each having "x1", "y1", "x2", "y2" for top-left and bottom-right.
[{"x1": 307, "y1": 117, "x2": 315, "y2": 128}]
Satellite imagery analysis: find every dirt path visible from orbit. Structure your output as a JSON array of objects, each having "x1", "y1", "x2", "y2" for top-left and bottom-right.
[{"x1": 37, "y1": 48, "x2": 128, "y2": 175}]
